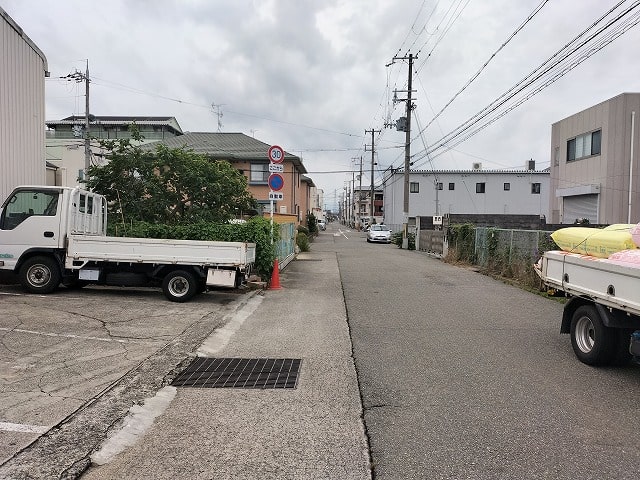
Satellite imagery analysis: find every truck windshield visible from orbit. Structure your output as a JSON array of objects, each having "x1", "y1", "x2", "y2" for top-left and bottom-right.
[{"x1": 0, "y1": 190, "x2": 59, "y2": 230}]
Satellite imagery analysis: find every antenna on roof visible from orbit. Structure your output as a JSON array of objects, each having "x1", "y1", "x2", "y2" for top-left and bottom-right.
[{"x1": 211, "y1": 102, "x2": 224, "y2": 132}]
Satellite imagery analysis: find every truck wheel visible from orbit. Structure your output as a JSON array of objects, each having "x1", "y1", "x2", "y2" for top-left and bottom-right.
[
  {"x1": 570, "y1": 305, "x2": 617, "y2": 366},
  {"x1": 162, "y1": 270, "x2": 197, "y2": 302},
  {"x1": 19, "y1": 256, "x2": 61, "y2": 294}
]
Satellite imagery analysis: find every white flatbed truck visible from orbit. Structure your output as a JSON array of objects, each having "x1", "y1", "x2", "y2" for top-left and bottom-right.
[
  {"x1": 0, "y1": 186, "x2": 256, "y2": 302},
  {"x1": 535, "y1": 250, "x2": 640, "y2": 365}
]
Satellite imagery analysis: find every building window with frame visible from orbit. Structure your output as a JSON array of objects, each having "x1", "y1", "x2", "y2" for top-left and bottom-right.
[
  {"x1": 504, "y1": 182, "x2": 510, "y2": 191},
  {"x1": 410, "y1": 182, "x2": 419, "y2": 193},
  {"x1": 448, "y1": 183, "x2": 455, "y2": 190},
  {"x1": 531, "y1": 182, "x2": 541, "y2": 194},
  {"x1": 250, "y1": 163, "x2": 269, "y2": 183},
  {"x1": 476, "y1": 182, "x2": 485, "y2": 193},
  {"x1": 436, "y1": 182, "x2": 443, "y2": 190},
  {"x1": 567, "y1": 129, "x2": 601, "y2": 162}
]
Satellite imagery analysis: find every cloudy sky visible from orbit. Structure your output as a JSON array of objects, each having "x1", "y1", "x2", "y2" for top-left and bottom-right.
[{"x1": 4, "y1": 0, "x2": 640, "y2": 210}]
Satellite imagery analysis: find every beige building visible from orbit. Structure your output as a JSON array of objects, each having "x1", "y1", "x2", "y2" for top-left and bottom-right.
[
  {"x1": 45, "y1": 116, "x2": 183, "y2": 187},
  {"x1": 0, "y1": 7, "x2": 49, "y2": 201},
  {"x1": 149, "y1": 132, "x2": 311, "y2": 223},
  {"x1": 550, "y1": 93, "x2": 640, "y2": 224}
]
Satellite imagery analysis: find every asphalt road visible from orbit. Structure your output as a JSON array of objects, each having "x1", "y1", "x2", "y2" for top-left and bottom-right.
[
  {"x1": 316, "y1": 223, "x2": 640, "y2": 480},
  {"x1": 2, "y1": 223, "x2": 640, "y2": 479},
  {"x1": 0, "y1": 283, "x2": 256, "y2": 478}
]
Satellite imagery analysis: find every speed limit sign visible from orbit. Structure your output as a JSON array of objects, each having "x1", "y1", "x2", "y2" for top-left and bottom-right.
[{"x1": 268, "y1": 145, "x2": 285, "y2": 164}]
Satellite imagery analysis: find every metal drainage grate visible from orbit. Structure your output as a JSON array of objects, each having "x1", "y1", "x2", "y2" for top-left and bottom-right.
[{"x1": 172, "y1": 357, "x2": 302, "y2": 389}]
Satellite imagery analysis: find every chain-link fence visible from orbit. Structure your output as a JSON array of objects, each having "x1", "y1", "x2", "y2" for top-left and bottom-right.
[{"x1": 474, "y1": 227, "x2": 554, "y2": 267}]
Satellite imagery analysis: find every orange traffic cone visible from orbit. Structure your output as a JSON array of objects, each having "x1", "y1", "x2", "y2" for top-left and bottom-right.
[{"x1": 269, "y1": 258, "x2": 282, "y2": 290}]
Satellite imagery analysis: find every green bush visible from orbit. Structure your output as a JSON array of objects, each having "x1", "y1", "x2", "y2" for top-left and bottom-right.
[
  {"x1": 112, "y1": 217, "x2": 278, "y2": 279},
  {"x1": 297, "y1": 225, "x2": 309, "y2": 236},
  {"x1": 307, "y1": 213, "x2": 318, "y2": 234},
  {"x1": 391, "y1": 231, "x2": 415, "y2": 250},
  {"x1": 447, "y1": 223, "x2": 475, "y2": 262},
  {"x1": 296, "y1": 232, "x2": 310, "y2": 252}
]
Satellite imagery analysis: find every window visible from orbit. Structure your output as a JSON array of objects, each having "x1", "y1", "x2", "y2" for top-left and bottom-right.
[
  {"x1": 410, "y1": 182, "x2": 419, "y2": 193},
  {"x1": 250, "y1": 163, "x2": 269, "y2": 183},
  {"x1": 592, "y1": 130, "x2": 601, "y2": 155},
  {"x1": 531, "y1": 182, "x2": 541, "y2": 194},
  {"x1": 436, "y1": 182, "x2": 443, "y2": 190},
  {"x1": 504, "y1": 183, "x2": 510, "y2": 191},
  {"x1": 448, "y1": 183, "x2": 455, "y2": 191},
  {"x1": 0, "y1": 190, "x2": 59, "y2": 230},
  {"x1": 567, "y1": 129, "x2": 601, "y2": 162},
  {"x1": 476, "y1": 182, "x2": 485, "y2": 193}
]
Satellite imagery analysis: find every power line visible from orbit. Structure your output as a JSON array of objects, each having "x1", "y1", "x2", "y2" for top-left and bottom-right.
[
  {"x1": 86, "y1": 76, "x2": 363, "y2": 138},
  {"x1": 420, "y1": 0, "x2": 550, "y2": 133},
  {"x1": 411, "y1": 0, "x2": 640, "y2": 165}
]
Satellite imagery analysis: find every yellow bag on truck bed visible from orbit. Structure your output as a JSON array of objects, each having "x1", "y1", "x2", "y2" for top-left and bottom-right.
[{"x1": 550, "y1": 226, "x2": 637, "y2": 258}]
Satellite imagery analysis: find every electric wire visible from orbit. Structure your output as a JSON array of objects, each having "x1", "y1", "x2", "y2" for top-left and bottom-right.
[{"x1": 412, "y1": 0, "x2": 640, "y2": 165}]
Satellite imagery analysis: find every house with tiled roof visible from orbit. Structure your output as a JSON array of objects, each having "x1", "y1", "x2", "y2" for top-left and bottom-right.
[
  {"x1": 45, "y1": 115, "x2": 183, "y2": 186},
  {"x1": 149, "y1": 132, "x2": 310, "y2": 222}
]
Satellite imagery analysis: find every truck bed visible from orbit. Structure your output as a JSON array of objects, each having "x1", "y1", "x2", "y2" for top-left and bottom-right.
[
  {"x1": 535, "y1": 250, "x2": 640, "y2": 316},
  {"x1": 65, "y1": 235, "x2": 256, "y2": 268}
]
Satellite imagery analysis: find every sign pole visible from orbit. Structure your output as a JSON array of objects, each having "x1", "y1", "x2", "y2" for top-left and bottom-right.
[
  {"x1": 267, "y1": 145, "x2": 285, "y2": 246},
  {"x1": 270, "y1": 199, "x2": 274, "y2": 244}
]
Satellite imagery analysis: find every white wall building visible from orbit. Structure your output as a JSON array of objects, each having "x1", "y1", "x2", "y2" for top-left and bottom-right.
[
  {"x1": 0, "y1": 7, "x2": 49, "y2": 201},
  {"x1": 550, "y1": 92, "x2": 640, "y2": 224},
  {"x1": 382, "y1": 164, "x2": 550, "y2": 229},
  {"x1": 45, "y1": 116, "x2": 183, "y2": 187}
]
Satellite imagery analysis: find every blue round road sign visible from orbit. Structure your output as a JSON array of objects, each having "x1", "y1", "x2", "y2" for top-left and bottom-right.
[{"x1": 268, "y1": 173, "x2": 284, "y2": 191}]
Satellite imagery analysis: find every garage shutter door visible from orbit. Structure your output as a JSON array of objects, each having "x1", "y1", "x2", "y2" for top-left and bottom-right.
[{"x1": 562, "y1": 194, "x2": 598, "y2": 224}]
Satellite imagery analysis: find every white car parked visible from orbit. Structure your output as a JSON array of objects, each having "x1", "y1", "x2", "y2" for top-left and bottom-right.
[{"x1": 366, "y1": 224, "x2": 392, "y2": 243}]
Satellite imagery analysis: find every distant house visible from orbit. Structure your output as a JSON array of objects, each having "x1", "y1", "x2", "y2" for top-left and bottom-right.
[
  {"x1": 382, "y1": 163, "x2": 550, "y2": 231},
  {"x1": 550, "y1": 92, "x2": 640, "y2": 224},
  {"x1": 45, "y1": 116, "x2": 183, "y2": 187},
  {"x1": 352, "y1": 186, "x2": 383, "y2": 227},
  {"x1": 148, "y1": 132, "x2": 311, "y2": 223},
  {"x1": 1, "y1": 6, "x2": 49, "y2": 201}
]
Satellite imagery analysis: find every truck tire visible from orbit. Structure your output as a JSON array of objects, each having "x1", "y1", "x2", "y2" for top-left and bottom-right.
[
  {"x1": 570, "y1": 305, "x2": 617, "y2": 366},
  {"x1": 19, "y1": 256, "x2": 61, "y2": 294},
  {"x1": 162, "y1": 270, "x2": 197, "y2": 303}
]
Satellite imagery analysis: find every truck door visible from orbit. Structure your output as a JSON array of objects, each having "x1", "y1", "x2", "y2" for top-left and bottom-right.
[{"x1": 0, "y1": 188, "x2": 63, "y2": 270}]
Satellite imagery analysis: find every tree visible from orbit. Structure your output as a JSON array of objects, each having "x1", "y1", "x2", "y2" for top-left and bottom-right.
[{"x1": 84, "y1": 126, "x2": 257, "y2": 226}]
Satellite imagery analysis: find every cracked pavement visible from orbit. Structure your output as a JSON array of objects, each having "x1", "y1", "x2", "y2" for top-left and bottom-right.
[{"x1": 0, "y1": 283, "x2": 257, "y2": 478}]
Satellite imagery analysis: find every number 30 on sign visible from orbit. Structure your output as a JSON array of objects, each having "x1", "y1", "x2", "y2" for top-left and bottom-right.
[{"x1": 268, "y1": 145, "x2": 284, "y2": 163}]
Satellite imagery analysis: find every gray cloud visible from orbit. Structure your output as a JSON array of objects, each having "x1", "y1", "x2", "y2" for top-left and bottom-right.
[{"x1": 4, "y1": 0, "x2": 640, "y2": 209}]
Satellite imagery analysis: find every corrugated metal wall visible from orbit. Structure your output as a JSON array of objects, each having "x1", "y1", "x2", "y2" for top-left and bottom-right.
[{"x1": 0, "y1": 8, "x2": 47, "y2": 202}]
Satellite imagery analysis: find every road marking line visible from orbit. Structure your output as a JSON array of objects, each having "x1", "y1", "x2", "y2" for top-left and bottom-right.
[
  {"x1": 0, "y1": 327, "x2": 129, "y2": 344},
  {"x1": 0, "y1": 422, "x2": 48, "y2": 434}
]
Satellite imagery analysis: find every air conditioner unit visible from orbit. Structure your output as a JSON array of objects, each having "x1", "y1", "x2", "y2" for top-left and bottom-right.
[{"x1": 472, "y1": 162, "x2": 482, "y2": 170}]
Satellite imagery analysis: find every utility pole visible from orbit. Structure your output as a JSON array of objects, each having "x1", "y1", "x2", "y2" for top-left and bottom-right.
[
  {"x1": 351, "y1": 171, "x2": 356, "y2": 227},
  {"x1": 351, "y1": 156, "x2": 363, "y2": 228},
  {"x1": 365, "y1": 129, "x2": 380, "y2": 226},
  {"x1": 65, "y1": 61, "x2": 91, "y2": 178},
  {"x1": 389, "y1": 53, "x2": 416, "y2": 248},
  {"x1": 359, "y1": 156, "x2": 363, "y2": 227}
]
